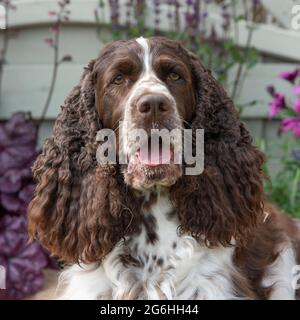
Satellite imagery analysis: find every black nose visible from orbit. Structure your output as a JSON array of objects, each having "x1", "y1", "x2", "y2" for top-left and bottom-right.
[{"x1": 137, "y1": 94, "x2": 171, "y2": 116}]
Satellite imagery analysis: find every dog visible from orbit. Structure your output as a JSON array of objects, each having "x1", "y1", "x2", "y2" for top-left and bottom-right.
[{"x1": 28, "y1": 37, "x2": 300, "y2": 299}]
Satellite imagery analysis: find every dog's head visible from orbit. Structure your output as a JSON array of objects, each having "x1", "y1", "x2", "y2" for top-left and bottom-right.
[
  {"x1": 95, "y1": 37, "x2": 196, "y2": 190},
  {"x1": 28, "y1": 37, "x2": 265, "y2": 263}
]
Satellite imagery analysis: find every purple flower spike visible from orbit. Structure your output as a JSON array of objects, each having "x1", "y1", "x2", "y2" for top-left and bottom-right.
[
  {"x1": 268, "y1": 94, "x2": 285, "y2": 118},
  {"x1": 279, "y1": 68, "x2": 300, "y2": 83}
]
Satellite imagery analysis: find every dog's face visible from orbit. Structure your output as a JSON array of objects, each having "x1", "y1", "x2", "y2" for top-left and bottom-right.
[{"x1": 96, "y1": 37, "x2": 196, "y2": 190}]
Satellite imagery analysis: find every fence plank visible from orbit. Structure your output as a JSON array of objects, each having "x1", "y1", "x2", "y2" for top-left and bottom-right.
[
  {"x1": 6, "y1": 0, "x2": 300, "y2": 61},
  {"x1": 0, "y1": 63, "x2": 298, "y2": 119},
  {"x1": 261, "y1": 0, "x2": 297, "y2": 29}
]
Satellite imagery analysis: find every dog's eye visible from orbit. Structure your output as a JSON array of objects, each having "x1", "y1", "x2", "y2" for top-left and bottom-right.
[
  {"x1": 168, "y1": 72, "x2": 181, "y2": 81},
  {"x1": 113, "y1": 74, "x2": 124, "y2": 85}
]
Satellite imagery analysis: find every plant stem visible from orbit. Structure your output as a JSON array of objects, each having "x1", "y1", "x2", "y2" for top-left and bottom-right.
[
  {"x1": 290, "y1": 169, "x2": 300, "y2": 209},
  {"x1": 0, "y1": 3, "x2": 9, "y2": 105},
  {"x1": 231, "y1": 0, "x2": 239, "y2": 43},
  {"x1": 231, "y1": 3, "x2": 255, "y2": 101},
  {"x1": 37, "y1": 20, "x2": 61, "y2": 128}
]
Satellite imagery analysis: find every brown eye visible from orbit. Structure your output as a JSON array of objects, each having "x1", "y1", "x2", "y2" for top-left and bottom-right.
[
  {"x1": 113, "y1": 74, "x2": 124, "y2": 85},
  {"x1": 168, "y1": 72, "x2": 181, "y2": 81}
]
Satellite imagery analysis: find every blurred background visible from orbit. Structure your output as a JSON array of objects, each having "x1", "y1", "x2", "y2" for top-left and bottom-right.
[{"x1": 0, "y1": 0, "x2": 300, "y2": 299}]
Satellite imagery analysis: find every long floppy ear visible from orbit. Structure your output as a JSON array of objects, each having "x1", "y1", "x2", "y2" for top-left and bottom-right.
[
  {"x1": 171, "y1": 52, "x2": 266, "y2": 248},
  {"x1": 28, "y1": 60, "x2": 138, "y2": 264}
]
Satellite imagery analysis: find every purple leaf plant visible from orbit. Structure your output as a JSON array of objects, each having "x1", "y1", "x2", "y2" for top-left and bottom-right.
[{"x1": 0, "y1": 113, "x2": 57, "y2": 300}]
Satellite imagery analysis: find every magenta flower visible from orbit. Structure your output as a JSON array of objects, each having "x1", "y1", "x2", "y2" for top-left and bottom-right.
[
  {"x1": 293, "y1": 85, "x2": 300, "y2": 96},
  {"x1": 279, "y1": 68, "x2": 300, "y2": 83},
  {"x1": 293, "y1": 99, "x2": 300, "y2": 113},
  {"x1": 281, "y1": 117, "x2": 300, "y2": 137},
  {"x1": 268, "y1": 93, "x2": 285, "y2": 118}
]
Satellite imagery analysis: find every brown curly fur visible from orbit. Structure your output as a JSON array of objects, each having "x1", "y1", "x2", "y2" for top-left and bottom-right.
[
  {"x1": 28, "y1": 60, "x2": 141, "y2": 263},
  {"x1": 170, "y1": 52, "x2": 266, "y2": 248}
]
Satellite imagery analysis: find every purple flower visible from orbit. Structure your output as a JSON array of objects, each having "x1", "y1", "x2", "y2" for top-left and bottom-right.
[
  {"x1": 185, "y1": 12, "x2": 194, "y2": 24},
  {"x1": 109, "y1": 0, "x2": 119, "y2": 29},
  {"x1": 167, "y1": 11, "x2": 173, "y2": 19},
  {"x1": 279, "y1": 68, "x2": 300, "y2": 83},
  {"x1": 293, "y1": 99, "x2": 300, "y2": 113},
  {"x1": 293, "y1": 85, "x2": 300, "y2": 96},
  {"x1": 291, "y1": 150, "x2": 300, "y2": 161},
  {"x1": 281, "y1": 117, "x2": 300, "y2": 137},
  {"x1": 268, "y1": 93, "x2": 285, "y2": 118},
  {"x1": 252, "y1": 0, "x2": 261, "y2": 9}
]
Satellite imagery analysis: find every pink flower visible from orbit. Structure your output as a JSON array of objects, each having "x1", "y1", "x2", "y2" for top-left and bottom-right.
[
  {"x1": 281, "y1": 117, "x2": 300, "y2": 137},
  {"x1": 294, "y1": 127, "x2": 300, "y2": 137},
  {"x1": 268, "y1": 94, "x2": 285, "y2": 118},
  {"x1": 293, "y1": 99, "x2": 300, "y2": 113},
  {"x1": 44, "y1": 38, "x2": 54, "y2": 47},
  {"x1": 49, "y1": 25, "x2": 60, "y2": 33},
  {"x1": 279, "y1": 68, "x2": 300, "y2": 83},
  {"x1": 293, "y1": 85, "x2": 300, "y2": 96},
  {"x1": 58, "y1": 0, "x2": 70, "y2": 8},
  {"x1": 48, "y1": 11, "x2": 57, "y2": 16}
]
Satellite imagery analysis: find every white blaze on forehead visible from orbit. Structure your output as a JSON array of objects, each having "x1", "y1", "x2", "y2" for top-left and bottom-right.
[
  {"x1": 136, "y1": 37, "x2": 152, "y2": 73},
  {"x1": 121, "y1": 37, "x2": 180, "y2": 157}
]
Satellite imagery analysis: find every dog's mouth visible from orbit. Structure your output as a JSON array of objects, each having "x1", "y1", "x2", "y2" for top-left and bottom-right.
[
  {"x1": 124, "y1": 138, "x2": 181, "y2": 190},
  {"x1": 134, "y1": 139, "x2": 174, "y2": 167}
]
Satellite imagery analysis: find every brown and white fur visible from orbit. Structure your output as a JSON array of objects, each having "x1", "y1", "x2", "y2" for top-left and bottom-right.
[{"x1": 28, "y1": 37, "x2": 300, "y2": 300}]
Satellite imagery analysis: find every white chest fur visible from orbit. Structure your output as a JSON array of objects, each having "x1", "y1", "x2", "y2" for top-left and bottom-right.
[{"x1": 59, "y1": 193, "x2": 241, "y2": 300}]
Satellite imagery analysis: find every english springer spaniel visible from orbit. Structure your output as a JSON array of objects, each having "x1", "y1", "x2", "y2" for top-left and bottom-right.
[{"x1": 28, "y1": 37, "x2": 300, "y2": 300}]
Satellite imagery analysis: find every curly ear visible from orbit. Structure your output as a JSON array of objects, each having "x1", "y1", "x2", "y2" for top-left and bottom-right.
[
  {"x1": 28, "y1": 60, "x2": 138, "y2": 263},
  {"x1": 171, "y1": 53, "x2": 266, "y2": 248}
]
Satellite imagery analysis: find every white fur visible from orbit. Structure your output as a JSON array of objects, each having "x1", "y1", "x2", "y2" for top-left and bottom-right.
[
  {"x1": 58, "y1": 193, "x2": 245, "y2": 300},
  {"x1": 136, "y1": 37, "x2": 152, "y2": 74},
  {"x1": 263, "y1": 245, "x2": 297, "y2": 300},
  {"x1": 57, "y1": 192, "x2": 298, "y2": 300}
]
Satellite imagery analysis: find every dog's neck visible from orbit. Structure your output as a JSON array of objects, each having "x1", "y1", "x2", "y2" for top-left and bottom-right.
[{"x1": 125, "y1": 187, "x2": 183, "y2": 258}]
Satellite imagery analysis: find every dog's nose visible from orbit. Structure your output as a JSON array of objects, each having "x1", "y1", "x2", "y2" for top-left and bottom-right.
[{"x1": 137, "y1": 94, "x2": 171, "y2": 116}]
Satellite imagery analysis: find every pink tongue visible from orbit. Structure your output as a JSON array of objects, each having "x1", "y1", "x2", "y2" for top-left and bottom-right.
[{"x1": 137, "y1": 146, "x2": 171, "y2": 167}]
